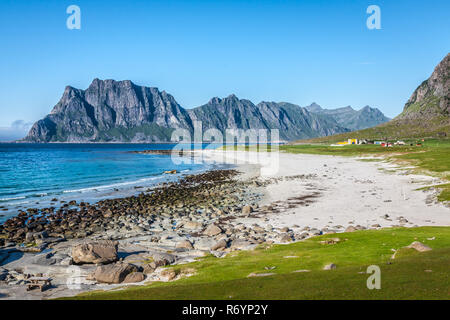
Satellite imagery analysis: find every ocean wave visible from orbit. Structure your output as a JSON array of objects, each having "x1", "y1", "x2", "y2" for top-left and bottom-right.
[
  {"x1": 63, "y1": 176, "x2": 164, "y2": 194},
  {"x1": 32, "y1": 193, "x2": 48, "y2": 197},
  {"x1": 0, "y1": 196, "x2": 26, "y2": 202}
]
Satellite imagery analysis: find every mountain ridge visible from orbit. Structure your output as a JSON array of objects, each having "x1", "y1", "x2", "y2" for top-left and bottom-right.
[
  {"x1": 23, "y1": 79, "x2": 390, "y2": 143},
  {"x1": 305, "y1": 103, "x2": 391, "y2": 131}
]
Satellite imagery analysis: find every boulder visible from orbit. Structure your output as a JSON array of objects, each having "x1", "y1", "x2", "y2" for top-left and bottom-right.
[
  {"x1": 309, "y1": 228, "x2": 321, "y2": 236},
  {"x1": 193, "y1": 238, "x2": 216, "y2": 251},
  {"x1": 72, "y1": 240, "x2": 118, "y2": 265},
  {"x1": 183, "y1": 221, "x2": 202, "y2": 230},
  {"x1": 407, "y1": 241, "x2": 432, "y2": 252},
  {"x1": 90, "y1": 263, "x2": 138, "y2": 284},
  {"x1": 323, "y1": 263, "x2": 337, "y2": 270},
  {"x1": 176, "y1": 240, "x2": 194, "y2": 250},
  {"x1": 151, "y1": 253, "x2": 176, "y2": 266},
  {"x1": 345, "y1": 226, "x2": 357, "y2": 233},
  {"x1": 123, "y1": 272, "x2": 146, "y2": 283},
  {"x1": 242, "y1": 205, "x2": 253, "y2": 215},
  {"x1": 160, "y1": 268, "x2": 177, "y2": 281},
  {"x1": 230, "y1": 239, "x2": 253, "y2": 250},
  {"x1": 203, "y1": 224, "x2": 222, "y2": 236},
  {"x1": 278, "y1": 233, "x2": 293, "y2": 243},
  {"x1": 211, "y1": 239, "x2": 228, "y2": 251},
  {"x1": 25, "y1": 231, "x2": 48, "y2": 243},
  {"x1": 142, "y1": 264, "x2": 156, "y2": 274}
]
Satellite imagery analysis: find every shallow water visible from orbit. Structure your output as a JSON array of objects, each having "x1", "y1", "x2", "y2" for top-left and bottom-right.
[{"x1": 0, "y1": 143, "x2": 224, "y2": 222}]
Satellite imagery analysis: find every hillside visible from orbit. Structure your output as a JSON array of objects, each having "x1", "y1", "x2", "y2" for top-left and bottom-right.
[{"x1": 297, "y1": 53, "x2": 450, "y2": 143}]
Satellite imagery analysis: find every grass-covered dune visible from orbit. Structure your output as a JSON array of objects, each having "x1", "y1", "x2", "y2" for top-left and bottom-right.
[{"x1": 68, "y1": 227, "x2": 450, "y2": 300}]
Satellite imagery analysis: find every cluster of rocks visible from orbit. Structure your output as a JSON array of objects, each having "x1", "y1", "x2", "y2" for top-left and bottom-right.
[
  {"x1": 0, "y1": 169, "x2": 332, "y2": 295},
  {"x1": 0, "y1": 170, "x2": 250, "y2": 246},
  {"x1": 0, "y1": 169, "x2": 267, "y2": 293}
]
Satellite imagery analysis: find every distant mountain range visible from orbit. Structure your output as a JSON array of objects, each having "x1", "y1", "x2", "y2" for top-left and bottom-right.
[
  {"x1": 23, "y1": 79, "x2": 390, "y2": 143},
  {"x1": 305, "y1": 103, "x2": 390, "y2": 131},
  {"x1": 298, "y1": 53, "x2": 450, "y2": 142}
]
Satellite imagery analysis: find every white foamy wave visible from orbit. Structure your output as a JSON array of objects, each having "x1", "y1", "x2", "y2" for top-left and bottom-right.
[
  {"x1": 0, "y1": 196, "x2": 26, "y2": 202},
  {"x1": 63, "y1": 176, "x2": 163, "y2": 194},
  {"x1": 10, "y1": 200, "x2": 31, "y2": 206}
]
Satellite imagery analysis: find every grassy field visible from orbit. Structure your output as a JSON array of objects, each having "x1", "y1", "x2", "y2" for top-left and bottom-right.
[
  {"x1": 67, "y1": 139, "x2": 450, "y2": 300},
  {"x1": 69, "y1": 227, "x2": 450, "y2": 300}
]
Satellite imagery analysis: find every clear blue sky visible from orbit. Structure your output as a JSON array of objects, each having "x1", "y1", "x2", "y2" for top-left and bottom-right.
[{"x1": 0, "y1": 0, "x2": 449, "y2": 132}]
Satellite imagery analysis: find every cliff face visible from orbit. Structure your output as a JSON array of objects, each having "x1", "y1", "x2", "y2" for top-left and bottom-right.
[
  {"x1": 398, "y1": 53, "x2": 450, "y2": 120},
  {"x1": 186, "y1": 97, "x2": 349, "y2": 141},
  {"x1": 24, "y1": 79, "x2": 393, "y2": 143},
  {"x1": 25, "y1": 79, "x2": 193, "y2": 142}
]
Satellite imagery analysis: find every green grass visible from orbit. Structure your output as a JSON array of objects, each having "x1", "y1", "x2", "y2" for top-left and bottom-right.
[
  {"x1": 438, "y1": 184, "x2": 450, "y2": 201},
  {"x1": 67, "y1": 227, "x2": 450, "y2": 300}
]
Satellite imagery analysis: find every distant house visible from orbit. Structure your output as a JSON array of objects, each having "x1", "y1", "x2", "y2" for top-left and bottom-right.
[{"x1": 335, "y1": 138, "x2": 359, "y2": 146}]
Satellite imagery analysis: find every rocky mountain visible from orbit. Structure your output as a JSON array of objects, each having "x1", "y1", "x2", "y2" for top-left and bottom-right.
[
  {"x1": 188, "y1": 97, "x2": 347, "y2": 141},
  {"x1": 25, "y1": 79, "x2": 394, "y2": 143},
  {"x1": 25, "y1": 79, "x2": 193, "y2": 142},
  {"x1": 305, "y1": 103, "x2": 390, "y2": 131},
  {"x1": 397, "y1": 53, "x2": 449, "y2": 120},
  {"x1": 297, "y1": 53, "x2": 450, "y2": 142}
]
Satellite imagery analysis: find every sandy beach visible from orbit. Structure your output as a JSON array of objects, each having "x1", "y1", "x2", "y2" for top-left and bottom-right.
[
  {"x1": 0, "y1": 150, "x2": 448, "y2": 300},
  {"x1": 202, "y1": 150, "x2": 449, "y2": 230}
]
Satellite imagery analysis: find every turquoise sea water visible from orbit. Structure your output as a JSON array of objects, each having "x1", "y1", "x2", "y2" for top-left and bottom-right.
[{"x1": 0, "y1": 143, "x2": 223, "y2": 223}]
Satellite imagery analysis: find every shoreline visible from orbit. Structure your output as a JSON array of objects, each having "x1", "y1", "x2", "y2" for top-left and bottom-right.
[
  {"x1": 0, "y1": 150, "x2": 227, "y2": 223},
  {"x1": 1, "y1": 150, "x2": 449, "y2": 299}
]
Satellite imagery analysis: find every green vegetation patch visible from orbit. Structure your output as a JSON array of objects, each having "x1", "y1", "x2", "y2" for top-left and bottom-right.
[{"x1": 67, "y1": 227, "x2": 450, "y2": 300}]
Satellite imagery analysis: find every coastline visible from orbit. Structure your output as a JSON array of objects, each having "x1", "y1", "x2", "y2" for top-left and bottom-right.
[
  {"x1": 1, "y1": 150, "x2": 449, "y2": 300},
  {"x1": 201, "y1": 150, "x2": 450, "y2": 229},
  {"x1": 0, "y1": 144, "x2": 223, "y2": 223}
]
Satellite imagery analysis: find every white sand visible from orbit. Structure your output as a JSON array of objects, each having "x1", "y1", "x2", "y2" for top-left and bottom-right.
[{"x1": 200, "y1": 150, "x2": 449, "y2": 230}]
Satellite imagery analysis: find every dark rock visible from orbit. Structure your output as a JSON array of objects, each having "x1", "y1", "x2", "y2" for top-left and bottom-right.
[{"x1": 90, "y1": 263, "x2": 139, "y2": 284}]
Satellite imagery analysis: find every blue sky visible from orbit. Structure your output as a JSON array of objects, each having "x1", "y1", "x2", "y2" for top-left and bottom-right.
[{"x1": 0, "y1": 0, "x2": 449, "y2": 137}]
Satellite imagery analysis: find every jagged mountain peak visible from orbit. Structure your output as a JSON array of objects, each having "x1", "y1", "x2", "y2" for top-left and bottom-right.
[
  {"x1": 23, "y1": 79, "x2": 389, "y2": 143},
  {"x1": 305, "y1": 103, "x2": 390, "y2": 131},
  {"x1": 305, "y1": 102, "x2": 323, "y2": 113}
]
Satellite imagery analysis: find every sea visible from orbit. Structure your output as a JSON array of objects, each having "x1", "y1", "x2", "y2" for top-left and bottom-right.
[{"x1": 0, "y1": 143, "x2": 226, "y2": 223}]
